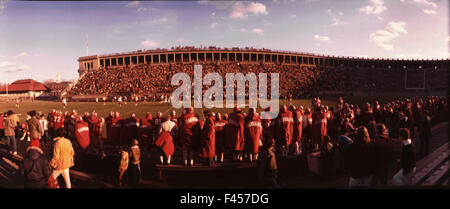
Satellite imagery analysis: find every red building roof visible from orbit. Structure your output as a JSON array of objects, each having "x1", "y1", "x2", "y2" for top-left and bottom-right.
[{"x1": 0, "y1": 79, "x2": 49, "y2": 93}]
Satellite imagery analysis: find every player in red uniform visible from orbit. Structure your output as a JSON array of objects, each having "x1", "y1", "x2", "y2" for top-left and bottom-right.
[
  {"x1": 244, "y1": 108, "x2": 262, "y2": 162},
  {"x1": 75, "y1": 116, "x2": 90, "y2": 150},
  {"x1": 214, "y1": 113, "x2": 227, "y2": 163},
  {"x1": 228, "y1": 107, "x2": 245, "y2": 162},
  {"x1": 290, "y1": 105, "x2": 303, "y2": 155},
  {"x1": 111, "y1": 112, "x2": 123, "y2": 147},
  {"x1": 199, "y1": 110, "x2": 216, "y2": 166},
  {"x1": 312, "y1": 106, "x2": 328, "y2": 151},
  {"x1": 276, "y1": 105, "x2": 294, "y2": 157},
  {"x1": 139, "y1": 112, "x2": 153, "y2": 150},
  {"x1": 179, "y1": 107, "x2": 200, "y2": 166}
]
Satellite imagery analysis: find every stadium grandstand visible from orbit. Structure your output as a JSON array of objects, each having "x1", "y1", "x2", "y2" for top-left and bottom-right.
[{"x1": 68, "y1": 46, "x2": 448, "y2": 101}]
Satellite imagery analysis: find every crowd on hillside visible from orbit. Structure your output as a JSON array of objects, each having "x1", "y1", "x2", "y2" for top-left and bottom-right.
[
  {"x1": 67, "y1": 62, "x2": 448, "y2": 100},
  {"x1": 0, "y1": 96, "x2": 447, "y2": 188}
]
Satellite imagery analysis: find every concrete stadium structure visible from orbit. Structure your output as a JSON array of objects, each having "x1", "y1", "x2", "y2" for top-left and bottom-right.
[{"x1": 77, "y1": 46, "x2": 449, "y2": 76}]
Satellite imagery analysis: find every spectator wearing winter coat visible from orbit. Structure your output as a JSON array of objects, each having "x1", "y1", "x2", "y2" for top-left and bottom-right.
[
  {"x1": 19, "y1": 144, "x2": 52, "y2": 188},
  {"x1": 27, "y1": 110, "x2": 43, "y2": 148},
  {"x1": 345, "y1": 126, "x2": 375, "y2": 187},
  {"x1": 50, "y1": 128, "x2": 75, "y2": 188},
  {"x1": 392, "y1": 128, "x2": 416, "y2": 186},
  {"x1": 118, "y1": 146, "x2": 129, "y2": 187},
  {"x1": 370, "y1": 123, "x2": 394, "y2": 186},
  {"x1": 3, "y1": 110, "x2": 18, "y2": 155},
  {"x1": 128, "y1": 139, "x2": 141, "y2": 186}
]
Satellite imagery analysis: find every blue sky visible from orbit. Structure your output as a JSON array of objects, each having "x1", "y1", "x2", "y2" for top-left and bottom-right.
[{"x1": 0, "y1": 0, "x2": 448, "y2": 83}]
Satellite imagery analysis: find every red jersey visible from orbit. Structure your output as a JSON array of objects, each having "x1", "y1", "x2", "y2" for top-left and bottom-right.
[
  {"x1": 244, "y1": 114, "x2": 262, "y2": 154},
  {"x1": 75, "y1": 121, "x2": 90, "y2": 149},
  {"x1": 199, "y1": 116, "x2": 215, "y2": 158}
]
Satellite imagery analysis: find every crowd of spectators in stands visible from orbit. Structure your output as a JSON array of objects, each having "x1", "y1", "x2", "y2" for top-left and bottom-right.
[{"x1": 68, "y1": 61, "x2": 448, "y2": 100}]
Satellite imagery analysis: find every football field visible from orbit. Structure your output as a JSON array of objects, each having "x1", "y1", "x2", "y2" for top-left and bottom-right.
[{"x1": 0, "y1": 99, "x2": 338, "y2": 122}]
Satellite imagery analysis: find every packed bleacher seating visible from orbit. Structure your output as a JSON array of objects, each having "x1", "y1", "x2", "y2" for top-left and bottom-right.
[{"x1": 68, "y1": 61, "x2": 448, "y2": 99}]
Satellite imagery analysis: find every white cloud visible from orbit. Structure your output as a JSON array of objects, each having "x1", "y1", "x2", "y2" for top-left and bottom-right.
[
  {"x1": 126, "y1": 1, "x2": 140, "y2": 8},
  {"x1": 0, "y1": 61, "x2": 16, "y2": 68},
  {"x1": 229, "y1": 2, "x2": 268, "y2": 19},
  {"x1": 145, "y1": 17, "x2": 169, "y2": 24},
  {"x1": 414, "y1": 0, "x2": 438, "y2": 8},
  {"x1": 446, "y1": 36, "x2": 450, "y2": 42},
  {"x1": 370, "y1": 21, "x2": 407, "y2": 51},
  {"x1": 210, "y1": 22, "x2": 218, "y2": 29},
  {"x1": 136, "y1": 7, "x2": 152, "y2": 13},
  {"x1": 0, "y1": 55, "x2": 5, "y2": 59},
  {"x1": 314, "y1": 35, "x2": 330, "y2": 42},
  {"x1": 13, "y1": 52, "x2": 28, "y2": 59},
  {"x1": 289, "y1": 14, "x2": 297, "y2": 19},
  {"x1": 327, "y1": 9, "x2": 347, "y2": 26},
  {"x1": 241, "y1": 28, "x2": 247, "y2": 32},
  {"x1": 140, "y1": 40, "x2": 158, "y2": 47},
  {"x1": 358, "y1": 0, "x2": 387, "y2": 15},
  {"x1": 377, "y1": 16, "x2": 384, "y2": 21},
  {"x1": 252, "y1": 28, "x2": 264, "y2": 35},
  {"x1": 423, "y1": 9, "x2": 436, "y2": 14}
]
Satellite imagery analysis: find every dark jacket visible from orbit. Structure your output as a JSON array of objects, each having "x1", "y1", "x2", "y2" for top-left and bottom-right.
[
  {"x1": 344, "y1": 141, "x2": 375, "y2": 178},
  {"x1": 370, "y1": 135, "x2": 394, "y2": 175},
  {"x1": 19, "y1": 146, "x2": 52, "y2": 188},
  {"x1": 400, "y1": 143, "x2": 416, "y2": 175}
]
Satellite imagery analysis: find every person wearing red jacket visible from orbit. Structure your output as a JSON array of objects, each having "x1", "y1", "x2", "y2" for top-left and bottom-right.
[
  {"x1": 155, "y1": 116, "x2": 175, "y2": 165},
  {"x1": 276, "y1": 105, "x2": 294, "y2": 157},
  {"x1": 87, "y1": 112, "x2": 99, "y2": 141},
  {"x1": 75, "y1": 116, "x2": 90, "y2": 150},
  {"x1": 290, "y1": 105, "x2": 303, "y2": 155},
  {"x1": 139, "y1": 112, "x2": 153, "y2": 150},
  {"x1": 244, "y1": 108, "x2": 262, "y2": 162},
  {"x1": 120, "y1": 113, "x2": 140, "y2": 146},
  {"x1": 214, "y1": 113, "x2": 227, "y2": 163},
  {"x1": 199, "y1": 110, "x2": 216, "y2": 166},
  {"x1": 179, "y1": 107, "x2": 200, "y2": 166},
  {"x1": 228, "y1": 107, "x2": 245, "y2": 162},
  {"x1": 111, "y1": 112, "x2": 123, "y2": 147},
  {"x1": 312, "y1": 106, "x2": 328, "y2": 151}
]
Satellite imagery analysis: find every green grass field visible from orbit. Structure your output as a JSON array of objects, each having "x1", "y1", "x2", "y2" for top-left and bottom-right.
[{"x1": 0, "y1": 99, "x2": 337, "y2": 122}]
